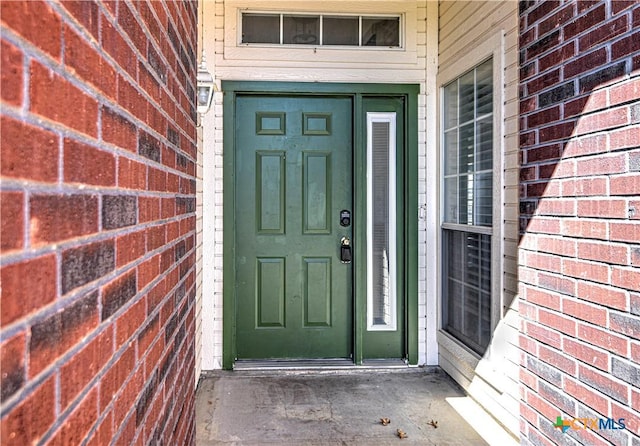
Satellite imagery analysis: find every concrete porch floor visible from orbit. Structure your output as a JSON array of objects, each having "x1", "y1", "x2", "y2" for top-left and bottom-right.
[{"x1": 195, "y1": 367, "x2": 517, "y2": 445}]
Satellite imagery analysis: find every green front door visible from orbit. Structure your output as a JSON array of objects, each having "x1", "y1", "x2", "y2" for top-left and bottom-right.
[{"x1": 235, "y1": 95, "x2": 353, "y2": 359}]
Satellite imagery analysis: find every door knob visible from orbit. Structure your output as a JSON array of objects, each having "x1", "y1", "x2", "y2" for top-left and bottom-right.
[{"x1": 340, "y1": 237, "x2": 352, "y2": 264}]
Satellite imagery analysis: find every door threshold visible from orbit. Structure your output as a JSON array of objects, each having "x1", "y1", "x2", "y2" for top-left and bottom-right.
[
  {"x1": 361, "y1": 359, "x2": 409, "y2": 368},
  {"x1": 234, "y1": 359, "x2": 355, "y2": 371},
  {"x1": 233, "y1": 358, "x2": 410, "y2": 371}
]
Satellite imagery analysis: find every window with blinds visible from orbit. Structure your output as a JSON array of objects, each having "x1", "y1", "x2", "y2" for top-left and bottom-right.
[
  {"x1": 367, "y1": 113, "x2": 397, "y2": 331},
  {"x1": 443, "y1": 59, "x2": 493, "y2": 227},
  {"x1": 442, "y1": 58, "x2": 493, "y2": 354}
]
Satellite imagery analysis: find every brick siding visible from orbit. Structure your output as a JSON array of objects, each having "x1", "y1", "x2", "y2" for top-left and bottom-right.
[
  {"x1": 519, "y1": 0, "x2": 640, "y2": 444},
  {"x1": 1, "y1": 1, "x2": 197, "y2": 444}
]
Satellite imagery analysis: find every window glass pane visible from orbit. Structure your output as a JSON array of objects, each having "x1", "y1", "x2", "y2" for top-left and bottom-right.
[
  {"x1": 479, "y1": 232, "x2": 492, "y2": 346},
  {"x1": 459, "y1": 70, "x2": 475, "y2": 123},
  {"x1": 448, "y1": 232, "x2": 464, "y2": 280},
  {"x1": 443, "y1": 129, "x2": 458, "y2": 176},
  {"x1": 476, "y1": 59, "x2": 493, "y2": 116},
  {"x1": 463, "y1": 288, "x2": 479, "y2": 342},
  {"x1": 447, "y1": 279, "x2": 464, "y2": 333},
  {"x1": 459, "y1": 123, "x2": 474, "y2": 173},
  {"x1": 480, "y1": 290, "x2": 491, "y2": 347},
  {"x1": 442, "y1": 58, "x2": 494, "y2": 227},
  {"x1": 480, "y1": 236, "x2": 492, "y2": 292},
  {"x1": 475, "y1": 172, "x2": 493, "y2": 226},
  {"x1": 323, "y1": 17, "x2": 359, "y2": 45},
  {"x1": 242, "y1": 14, "x2": 280, "y2": 44},
  {"x1": 458, "y1": 175, "x2": 470, "y2": 225},
  {"x1": 362, "y1": 17, "x2": 399, "y2": 46},
  {"x1": 444, "y1": 177, "x2": 458, "y2": 223},
  {"x1": 443, "y1": 81, "x2": 459, "y2": 129},
  {"x1": 476, "y1": 117, "x2": 493, "y2": 171},
  {"x1": 443, "y1": 230, "x2": 491, "y2": 354},
  {"x1": 283, "y1": 15, "x2": 319, "y2": 45},
  {"x1": 465, "y1": 235, "x2": 480, "y2": 284}
]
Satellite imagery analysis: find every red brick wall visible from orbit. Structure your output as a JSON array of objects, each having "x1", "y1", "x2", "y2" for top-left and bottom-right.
[
  {"x1": 519, "y1": 0, "x2": 640, "y2": 444},
  {"x1": 1, "y1": 1, "x2": 197, "y2": 444}
]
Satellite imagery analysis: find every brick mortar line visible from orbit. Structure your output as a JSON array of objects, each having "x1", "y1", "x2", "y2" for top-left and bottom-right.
[
  {"x1": 162, "y1": 0, "x2": 199, "y2": 71},
  {"x1": 1, "y1": 18, "x2": 198, "y2": 155},
  {"x1": 1, "y1": 23, "x2": 193, "y2": 145},
  {"x1": 520, "y1": 122, "x2": 638, "y2": 149},
  {"x1": 519, "y1": 2, "x2": 636, "y2": 38},
  {"x1": 522, "y1": 119, "x2": 640, "y2": 143},
  {"x1": 519, "y1": 366, "x2": 618, "y2": 419},
  {"x1": 1, "y1": 103, "x2": 199, "y2": 172},
  {"x1": 0, "y1": 258, "x2": 196, "y2": 423},
  {"x1": 565, "y1": 356, "x2": 633, "y2": 396},
  {"x1": 522, "y1": 59, "x2": 638, "y2": 104},
  {"x1": 521, "y1": 42, "x2": 639, "y2": 81},
  {"x1": 0, "y1": 177, "x2": 196, "y2": 200},
  {"x1": 110, "y1": 283, "x2": 196, "y2": 444},
  {"x1": 134, "y1": 279, "x2": 197, "y2": 365},
  {"x1": 0, "y1": 214, "x2": 196, "y2": 271},
  {"x1": 0, "y1": 179, "x2": 198, "y2": 204},
  {"x1": 520, "y1": 253, "x2": 621, "y2": 267},
  {"x1": 522, "y1": 196, "x2": 636, "y2": 204},
  {"x1": 135, "y1": 1, "x2": 199, "y2": 130},
  {"x1": 0, "y1": 256, "x2": 129, "y2": 342},
  {"x1": 522, "y1": 17, "x2": 635, "y2": 59},
  {"x1": 521, "y1": 245, "x2": 631, "y2": 259},
  {"x1": 92, "y1": 277, "x2": 198, "y2": 440},
  {"x1": 138, "y1": 308, "x2": 195, "y2": 443},
  {"x1": 522, "y1": 275, "x2": 631, "y2": 298},
  {"x1": 520, "y1": 127, "x2": 640, "y2": 150},
  {"x1": 519, "y1": 177, "x2": 634, "y2": 188},
  {"x1": 0, "y1": 317, "x2": 111, "y2": 418},
  {"x1": 519, "y1": 177, "x2": 633, "y2": 190},
  {"x1": 49, "y1": 0, "x2": 198, "y2": 138}
]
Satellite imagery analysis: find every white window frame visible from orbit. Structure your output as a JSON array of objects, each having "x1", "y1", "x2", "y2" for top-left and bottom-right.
[
  {"x1": 436, "y1": 31, "x2": 505, "y2": 359},
  {"x1": 366, "y1": 112, "x2": 397, "y2": 331},
  {"x1": 238, "y1": 11, "x2": 404, "y2": 49},
  {"x1": 223, "y1": 3, "x2": 419, "y2": 68}
]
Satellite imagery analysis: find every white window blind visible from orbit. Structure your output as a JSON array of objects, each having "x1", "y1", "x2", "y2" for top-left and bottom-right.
[{"x1": 367, "y1": 112, "x2": 397, "y2": 331}]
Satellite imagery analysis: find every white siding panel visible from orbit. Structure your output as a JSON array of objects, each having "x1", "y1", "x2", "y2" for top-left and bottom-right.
[
  {"x1": 214, "y1": 66, "x2": 426, "y2": 83},
  {"x1": 437, "y1": 0, "x2": 520, "y2": 440},
  {"x1": 217, "y1": 1, "x2": 426, "y2": 84}
]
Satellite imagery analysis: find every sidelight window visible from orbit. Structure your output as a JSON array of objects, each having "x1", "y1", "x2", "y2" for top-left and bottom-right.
[{"x1": 367, "y1": 112, "x2": 397, "y2": 331}]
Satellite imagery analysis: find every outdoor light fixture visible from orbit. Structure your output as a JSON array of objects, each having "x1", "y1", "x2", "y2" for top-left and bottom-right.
[{"x1": 197, "y1": 53, "x2": 215, "y2": 114}]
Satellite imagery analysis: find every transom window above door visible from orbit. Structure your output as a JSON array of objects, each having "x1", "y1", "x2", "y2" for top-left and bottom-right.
[{"x1": 241, "y1": 12, "x2": 401, "y2": 48}]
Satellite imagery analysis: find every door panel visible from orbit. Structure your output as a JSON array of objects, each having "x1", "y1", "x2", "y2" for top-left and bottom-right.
[
  {"x1": 256, "y1": 257, "x2": 285, "y2": 327},
  {"x1": 303, "y1": 257, "x2": 332, "y2": 327},
  {"x1": 303, "y1": 152, "x2": 331, "y2": 233},
  {"x1": 256, "y1": 152, "x2": 285, "y2": 233},
  {"x1": 235, "y1": 96, "x2": 353, "y2": 359}
]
